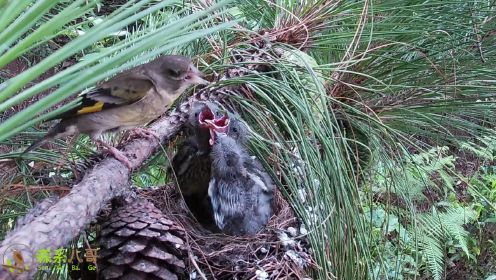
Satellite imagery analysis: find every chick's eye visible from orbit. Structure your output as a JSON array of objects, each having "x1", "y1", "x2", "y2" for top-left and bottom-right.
[
  {"x1": 167, "y1": 69, "x2": 180, "y2": 77},
  {"x1": 232, "y1": 127, "x2": 238, "y2": 133}
]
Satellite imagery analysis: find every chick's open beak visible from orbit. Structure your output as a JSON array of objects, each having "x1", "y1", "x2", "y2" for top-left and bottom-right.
[
  {"x1": 198, "y1": 106, "x2": 214, "y2": 128},
  {"x1": 205, "y1": 115, "x2": 229, "y2": 132},
  {"x1": 186, "y1": 65, "x2": 209, "y2": 85},
  {"x1": 205, "y1": 114, "x2": 230, "y2": 146}
]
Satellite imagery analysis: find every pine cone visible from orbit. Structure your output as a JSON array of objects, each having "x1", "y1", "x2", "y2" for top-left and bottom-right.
[{"x1": 98, "y1": 198, "x2": 187, "y2": 280}]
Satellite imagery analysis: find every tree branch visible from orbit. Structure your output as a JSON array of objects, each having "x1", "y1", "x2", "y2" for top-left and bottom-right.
[{"x1": 0, "y1": 87, "x2": 226, "y2": 279}]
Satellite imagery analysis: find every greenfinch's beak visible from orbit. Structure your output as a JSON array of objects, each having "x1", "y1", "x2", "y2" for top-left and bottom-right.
[{"x1": 186, "y1": 65, "x2": 209, "y2": 85}]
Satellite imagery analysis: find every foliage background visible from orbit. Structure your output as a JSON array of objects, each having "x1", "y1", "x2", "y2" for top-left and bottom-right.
[{"x1": 0, "y1": 0, "x2": 496, "y2": 279}]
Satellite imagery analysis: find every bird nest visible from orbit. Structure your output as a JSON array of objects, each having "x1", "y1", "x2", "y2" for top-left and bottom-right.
[{"x1": 140, "y1": 183, "x2": 315, "y2": 279}]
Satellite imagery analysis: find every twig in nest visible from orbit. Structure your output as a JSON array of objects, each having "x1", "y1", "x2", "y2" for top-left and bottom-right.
[{"x1": 189, "y1": 251, "x2": 208, "y2": 280}]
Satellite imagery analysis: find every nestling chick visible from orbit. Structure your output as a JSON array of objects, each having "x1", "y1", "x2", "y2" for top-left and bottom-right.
[
  {"x1": 169, "y1": 101, "x2": 224, "y2": 229},
  {"x1": 207, "y1": 126, "x2": 275, "y2": 236},
  {"x1": 23, "y1": 55, "x2": 208, "y2": 169},
  {"x1": 170, "y1": 101, "x2": 224, "y2": 196},
  {"x1": 224, "y1": 112, "x2": 249, "y2": 145},
  {"x1": 205, "y1": 111, "x2": 248, "y2": 145}
]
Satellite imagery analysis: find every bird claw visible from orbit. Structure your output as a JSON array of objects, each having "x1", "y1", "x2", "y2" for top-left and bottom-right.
[
  {"x1": 105, "y1": 146, "x2": 133, "y2": 170},
  {"x1": 131, "y1": 128, "x2": 159, "y2": 141},
  {"x1": 95, "y1": 140, "x2": 133, "y2": 170}
]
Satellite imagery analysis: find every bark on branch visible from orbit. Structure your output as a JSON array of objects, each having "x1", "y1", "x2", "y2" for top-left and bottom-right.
[{"x1": 0, "y1": 87, "x2": 226, "y2": 279}]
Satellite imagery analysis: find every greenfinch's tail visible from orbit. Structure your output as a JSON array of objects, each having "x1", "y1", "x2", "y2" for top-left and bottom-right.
[
  {"x1": 21, "y1": 123, "x2": 69, "y2": 156},
  {"x1": 22, "y1": 133, "x2": 55, "y2": 156}
]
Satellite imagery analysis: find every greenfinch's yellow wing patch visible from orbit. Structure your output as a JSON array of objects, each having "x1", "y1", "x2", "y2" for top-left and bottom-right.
[{"x1": 50, "y1": 75, "x2": 153, "y2": 120}]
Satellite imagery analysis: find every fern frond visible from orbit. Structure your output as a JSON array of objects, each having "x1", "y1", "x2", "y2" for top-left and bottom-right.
[
  {"x1": 438, "y1": 207, "x2": 477, "y2": 256},
  {"x1": 419, "y1": 235, "x2": 444, "y2": 280}
]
